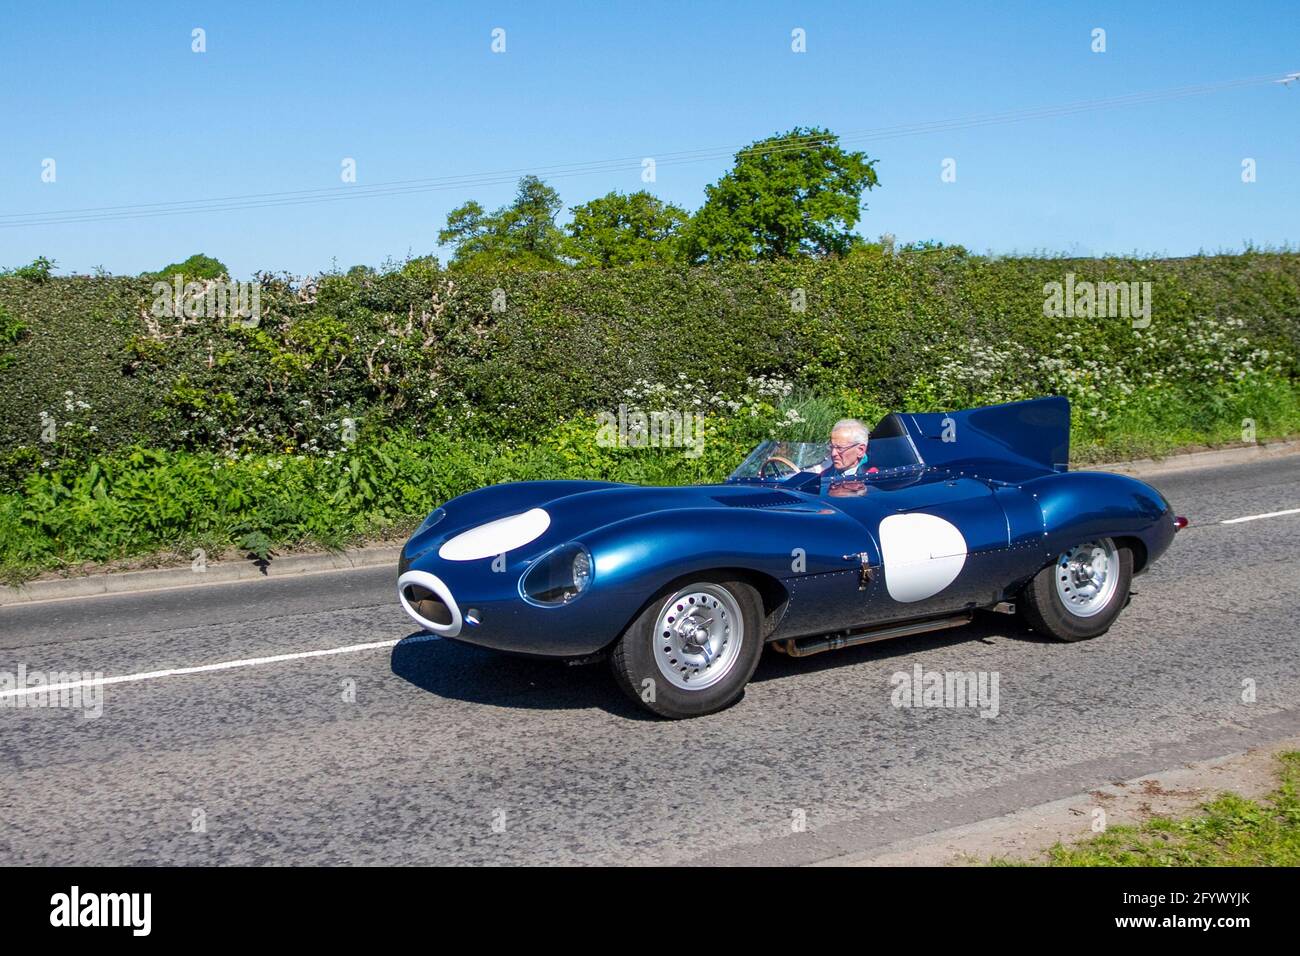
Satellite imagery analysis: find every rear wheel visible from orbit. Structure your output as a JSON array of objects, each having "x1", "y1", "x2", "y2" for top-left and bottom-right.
[
  {"x1": 1021, "y1": 538, "x2": 1133, "y2": 642},
  {"x1": 610, "y1": 578, "x2": 764, "y2": 719}
]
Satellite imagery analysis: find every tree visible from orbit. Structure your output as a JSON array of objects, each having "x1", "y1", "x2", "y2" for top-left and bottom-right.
[
  {"x1": 2, "y1": 256, "x2": 57, "y2": 282},
  {"x1": 681, "y1": 127, "x2": 879, "y2": 263},
  {"x1": 142, "y1": 253, "x2": 229, "y2": 281},
  {"x1": 438, "y1": 176, "x2": 567, "y2": 270},
  {"x1": 565, "y1": 190, "x2": 689, "y2": 267}
]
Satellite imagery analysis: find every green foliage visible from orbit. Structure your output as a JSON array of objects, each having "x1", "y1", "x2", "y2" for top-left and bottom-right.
[
  {"x1": 3, "y1": 252, "x2": 1300, "y2": 477},
  {"x1": 566, "y1": 190, "x2": 689, "y2": 267},
  {"x1": 1, "y1": 368, "x2": 1298, "y2": 582},
  {"x1": 681, "y1": 128, "x2": 879, "y2": 262},
  {"x1": 0, "y1": 408, "x2": 767, "y2": 581},
  {"x1": 141, "y1": 253, "x2": 229, "y2": 281},
  {"x1": 1, "y1": 257, "x2": 57, "y2": 282},
  {"x1": 0, "y1": 277, "x2": 153, "y2": 469},
  {"x1": 0, "y1": 303, "x2": 27, "y2": 371},
  {"x1": 439, "y1": 175, "x2": 568, "y2": 270},
  {"x1": 237, "y1": 530, "x2": 275, "y2": 562}
]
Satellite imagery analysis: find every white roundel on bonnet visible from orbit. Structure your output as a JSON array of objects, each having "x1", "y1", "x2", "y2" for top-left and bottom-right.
[
  {"x1": 438, "y1": 508, "x2": 551, "y2": 561},
  {"x1": 879, "y1": 513, "x2": 968, "y2": 603}
]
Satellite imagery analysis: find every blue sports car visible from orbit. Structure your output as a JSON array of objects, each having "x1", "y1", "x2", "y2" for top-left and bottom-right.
[{"x1": 397, "y1": 396, "x2": 1185, "y2": 718}]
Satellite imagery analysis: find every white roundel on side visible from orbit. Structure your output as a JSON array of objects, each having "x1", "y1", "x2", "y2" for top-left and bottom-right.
[
  {"x1": 879, "y1": 512, "x2": 968, "y2": 603},
  {"x1": 438, "y1": 508, "x2": 551, "y2": 561}
]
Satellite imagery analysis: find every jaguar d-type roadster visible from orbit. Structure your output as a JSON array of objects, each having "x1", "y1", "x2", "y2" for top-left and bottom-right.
[{"x1": 397, "y1": 396, "x2": 1184, "y2": 718}]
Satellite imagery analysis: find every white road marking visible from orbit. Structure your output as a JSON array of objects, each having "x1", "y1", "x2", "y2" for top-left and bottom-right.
[
  {"x1": 5, "y1": 503, "x2": 1292, "y2": 702},
  {"x1": 0, "y1": 638, "x2": 400, "y2": 701},
  {"x1": 1221, "y1": 508, "x2": 1300, "y2": 525}
]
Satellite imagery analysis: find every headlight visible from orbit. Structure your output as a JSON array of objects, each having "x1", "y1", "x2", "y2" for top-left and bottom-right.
[{"x1": 520, "y1": 542, "x2": 593, "y2": 606}]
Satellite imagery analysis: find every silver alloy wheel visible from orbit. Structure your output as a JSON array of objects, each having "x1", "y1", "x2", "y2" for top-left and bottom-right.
[
  {"x1": 1054, "y1": 538, "x2": 1120, "y2": 618},
  {"x1": 652, "y1": 583, "x2": 744, "y2": 691}
]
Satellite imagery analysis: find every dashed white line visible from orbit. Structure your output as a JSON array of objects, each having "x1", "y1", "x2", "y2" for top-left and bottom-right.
[
  {"x1": 1221, "y1": 508, "x2": 1300, "y2": 525},
  {"x1": 0, "y1": 638, "x2": 401, "y2": 701}
]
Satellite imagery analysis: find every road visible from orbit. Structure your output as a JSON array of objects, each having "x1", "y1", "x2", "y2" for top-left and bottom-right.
[{"x1": 1, "y1": 456, "x2": 1298, "y2": 865}]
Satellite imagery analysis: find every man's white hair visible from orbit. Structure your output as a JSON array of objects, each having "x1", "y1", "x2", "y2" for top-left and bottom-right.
[{"x1": 831, "y1": 418, "x2": 869, "y2": 445}]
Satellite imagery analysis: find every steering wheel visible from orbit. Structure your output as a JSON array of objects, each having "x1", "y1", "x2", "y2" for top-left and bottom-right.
[{"x1": 758, "y1": 455, "x2": 800, "y2": 479}]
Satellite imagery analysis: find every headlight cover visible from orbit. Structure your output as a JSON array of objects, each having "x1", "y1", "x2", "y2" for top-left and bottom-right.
[
  {"x1": 415, "y1": 508, "x2": 446, "y2": 536},
  {"x1": 520, "y1": 542, "x2": 593, "y2": 606},
  {"x1": 405, "y1": 507, "x2": 447, "y2": 556}
]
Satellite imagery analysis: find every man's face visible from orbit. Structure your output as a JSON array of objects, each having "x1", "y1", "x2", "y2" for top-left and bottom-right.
[{"x1": 830, "y1": 429, "x2": 867, "y2": 472}]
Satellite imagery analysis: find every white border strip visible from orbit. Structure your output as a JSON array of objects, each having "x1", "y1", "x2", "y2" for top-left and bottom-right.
[
  {"x1": 0, "y1": 639, "x2": 399, "y2": 701},
  {"x1": 396, "y1": 570, "x2": 463, "y2": 637},
  {"x1": 1221, "y1": 508, "x2": 1300, "y2": 525}
]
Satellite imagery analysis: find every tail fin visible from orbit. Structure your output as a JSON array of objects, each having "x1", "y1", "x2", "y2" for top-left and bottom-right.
[{"x1": 903, "y1": 396, "x2": 1070, "y2": 477}]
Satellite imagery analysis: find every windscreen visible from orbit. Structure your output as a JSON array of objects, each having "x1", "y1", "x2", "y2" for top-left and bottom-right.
[{"x1": 728, "y1": 440, "x2": 830, "y2": 480}]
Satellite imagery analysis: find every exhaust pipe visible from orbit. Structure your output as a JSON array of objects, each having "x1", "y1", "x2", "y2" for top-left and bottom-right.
[{"x1": 774, "y1": 612, "x2": 974, "y2": 658}]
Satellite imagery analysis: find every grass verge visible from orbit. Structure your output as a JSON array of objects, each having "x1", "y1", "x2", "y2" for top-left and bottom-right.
[{"x1": 1004, "y1": 752, "x2": 1300, "y2": 866}]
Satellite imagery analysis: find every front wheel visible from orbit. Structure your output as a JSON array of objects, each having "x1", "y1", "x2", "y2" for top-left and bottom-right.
[
  {"x1": 610, "y1": 578, "x2": 764, "y2": 719},
  {"x1": 1020, "y1": 538, "x2": 1133, "y2": 642}
]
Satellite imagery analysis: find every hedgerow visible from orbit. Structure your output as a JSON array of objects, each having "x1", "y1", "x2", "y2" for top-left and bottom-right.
[
  {"x1": 1, "y1": 251, "x2": 1298, "y2": 578},
  {"x1": 2, "y1": 250, "x2": 1297, "y2": 475}
]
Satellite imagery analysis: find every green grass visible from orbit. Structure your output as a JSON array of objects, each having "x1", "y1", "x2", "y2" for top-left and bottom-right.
[
  {"x1": 1005, "y1": 752, "x2": 1300, "y2": 866},
  {"x1": 0, "y1": 412, "x2": 761, "y2": 585},
  {"x1": 1068, "y1": 374, "x2": 1300, "y2": 464},
  {"x1": 2, "y1": 376, "x2": 1298, "y2": 585}
]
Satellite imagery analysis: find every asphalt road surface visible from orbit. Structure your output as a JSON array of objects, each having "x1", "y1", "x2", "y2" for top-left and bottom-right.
[{"x1": 2, "y1": 456, "x2": 1298, "y2": 865}]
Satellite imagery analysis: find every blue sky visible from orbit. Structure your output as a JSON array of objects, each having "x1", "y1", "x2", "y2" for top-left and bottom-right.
[{"x1": 1, "y1": 0, "x2": 1297, "y2": 277}]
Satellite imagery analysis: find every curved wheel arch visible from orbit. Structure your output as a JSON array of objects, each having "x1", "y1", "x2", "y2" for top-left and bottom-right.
[{"x1": 601, "y1": 566, "x2": 791, "y2": 653}]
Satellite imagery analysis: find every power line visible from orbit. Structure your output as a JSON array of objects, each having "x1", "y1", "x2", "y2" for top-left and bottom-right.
[{"x1": 1, "y1": 72, "x2": 1290, "y2": 229}]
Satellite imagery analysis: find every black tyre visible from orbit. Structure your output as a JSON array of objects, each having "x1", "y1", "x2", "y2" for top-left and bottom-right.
[
  {"x1": 1021, "y1": 538, "x2": 1133, "y2": 642},
  {"x1": 610, "y1": 577, "x2": 764, "y2": 719}
]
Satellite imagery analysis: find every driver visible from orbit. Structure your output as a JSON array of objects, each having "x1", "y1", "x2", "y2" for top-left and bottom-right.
[{"x1": 808, "y1": 419, "x2": 872, "y2": 477}]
